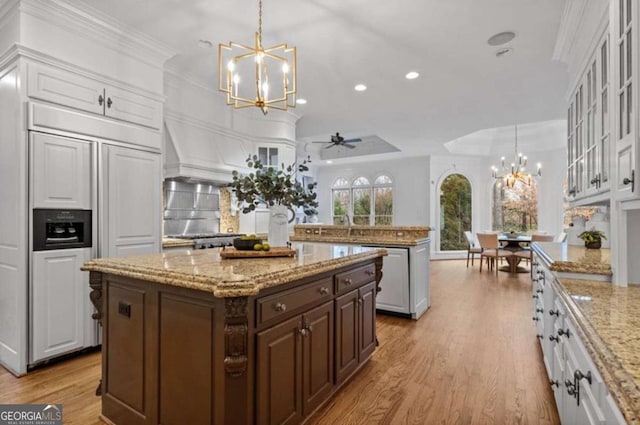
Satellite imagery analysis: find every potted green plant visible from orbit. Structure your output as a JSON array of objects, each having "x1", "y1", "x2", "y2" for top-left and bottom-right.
[
  {"x1": 577, "y1": 228, "x2": 607, "y2": 249},
  {"x1": 229, "y1": 155, "x2": 318, "y2": 246}
]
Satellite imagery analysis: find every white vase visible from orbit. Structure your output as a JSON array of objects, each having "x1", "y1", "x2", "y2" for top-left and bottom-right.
[{"x1": 268, "y1": 204, "x2": 290, "y2": 247}]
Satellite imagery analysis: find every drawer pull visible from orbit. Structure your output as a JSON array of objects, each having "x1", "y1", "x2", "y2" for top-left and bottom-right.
[
  {"x1": 274, "y1": 302, "x2": 287, "y2": 312},
  {"x1": 536, "y1": 289, "x2": 543, "y2": 294},
  {"x1": 550, "y1": 380, "x2": 559, "y2": 388},
  {"x1": 558, "y1": 328, "x2": 570, "y2": 338},
  {"x1": 107, "y1": 97, "x2": 113, "y2": 108},
  {"x1": 536, "y1": 334, "x2": 543, "y2": 340},
  {"x1": 532, "y1": 316, "x2": 539, "y2": 322},
  {"x1": 549, "y1": 335, "x2": 560, "y2": 343},
  {"x1": 319, "y1": 287, "x2": 329, "y2": 295},
  {"x1": 532, "y1": 295, "x2": 538, "y2": 299},
  {"x1": 549, "y1": 309, "x2": 560, "y2": 317},
  {"x1": 98, "y1": 94, "x2": 104, "y2": 106},
  {"x1": 574, "y1": 369, "x2": 592, "y2": 385},
  {"x1": 536, "y1": 308, "x2": 544, "y2": 313},
  {"x1": 365, "y1": 270, "x2": 375, "y2": 276},
  {"x1": 344, "y1": 278, "x2": 353, "y2": 285}
]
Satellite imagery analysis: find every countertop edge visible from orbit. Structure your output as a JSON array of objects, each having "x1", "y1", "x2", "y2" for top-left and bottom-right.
[
  {"x1": 289, "y1": 236, "x2": 430, "y2": 246},
  {"x1": 82, "y1": 249, "x2": 387, "y2": 298},
  {"x1": 552, "y1": 278, "x2": 640, "y2": 424}
]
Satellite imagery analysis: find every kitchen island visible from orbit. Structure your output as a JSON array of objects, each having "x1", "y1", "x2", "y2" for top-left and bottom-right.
[{"x1": 82, "y1": 244, "x2": 386, "y2": 425}]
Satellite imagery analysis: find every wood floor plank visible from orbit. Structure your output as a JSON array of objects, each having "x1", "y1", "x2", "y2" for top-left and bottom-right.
[{"x1": 0, "y1": 260, "x2": 560, "y2": 425}]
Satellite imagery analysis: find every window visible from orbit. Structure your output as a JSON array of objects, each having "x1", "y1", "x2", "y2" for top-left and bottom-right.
[
  {"x1": 374, "y1": 175, "x2": 393, "y2": 225},
  {"x1": 492, "y1": 179, "x2": 538, "y2": 232},
  {"x1": 331, "y1": 175, "x2": 394, "y2": 225},
  {"x1": 439, "y1": 174, "x2": 472, "y2": 251},
  {"x1": 258, "y1": 147, "x2": 278, "y2": 167},
  {"x1": 351, "y1": 177, "x2": 371, "y2": 225},
  {"x1": 332, "y1": 178, "x2": 349, "y2": 225}
]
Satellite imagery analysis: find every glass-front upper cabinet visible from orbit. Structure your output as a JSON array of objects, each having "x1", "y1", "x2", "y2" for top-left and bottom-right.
[
  {"x1": 567, "y1": 27, "x2": 612, "y2": 203},
  {"x1": 615, "y1": 0, "x2": 638, "y2": 199}
]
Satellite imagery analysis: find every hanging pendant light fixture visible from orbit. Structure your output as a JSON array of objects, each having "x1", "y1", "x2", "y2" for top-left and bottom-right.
[
  {"x1": 491, "y1": 125, "x2": 542, "y2": 188},
  {"x1": 218, "y1": 0, "x2": 297, "y2": 115}
]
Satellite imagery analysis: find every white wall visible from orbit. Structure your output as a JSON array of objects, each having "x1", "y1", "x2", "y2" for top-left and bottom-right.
[{"x1": 315, "y1": 156, "x2": 430, "y2": 226}]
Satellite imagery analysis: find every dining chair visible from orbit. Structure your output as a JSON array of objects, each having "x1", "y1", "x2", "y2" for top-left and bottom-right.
[
  {"x1": 464, "y1": 231, "x2": 482, "y2": 267},
  {"x1": 515, "y1": 233, "x2": 554, "y2": 275},
  {"x1": 476, "y1": 233, "x2": 514, "y2": 275}
]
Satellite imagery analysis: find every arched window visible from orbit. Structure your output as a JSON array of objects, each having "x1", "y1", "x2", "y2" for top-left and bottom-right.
[
  {"x1": 332, "y1": 178, "x2": 350, "y2": 225},
  {"x1": 439, "y1": 174, "x2": 472, "y2": 251},
  {"x1": 492, "y1": 179, "x2": 538, "y2": 232},
  {"x1": 351, "y1": 177, "x2": 371, "y2": 225},
  {"x1": 374, "y1": 175, "x2": 393, "y2": 225},
  {"x1": 330, "y1": 175, "x2": 394, "y2": 225}
]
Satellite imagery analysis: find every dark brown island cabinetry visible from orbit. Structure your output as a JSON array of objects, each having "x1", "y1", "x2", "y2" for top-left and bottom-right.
[{"x1": 86, "y1": 249, "x2": 384, "y2": 425}]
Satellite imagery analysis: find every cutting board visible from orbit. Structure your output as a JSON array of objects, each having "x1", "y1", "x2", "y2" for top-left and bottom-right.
[{"x1": 220, "y1": 247, "x2": 296, "y2": 259}]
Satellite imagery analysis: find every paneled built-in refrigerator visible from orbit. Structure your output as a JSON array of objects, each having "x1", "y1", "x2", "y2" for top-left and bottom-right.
[{"x1": 28, "y1": 131, "x2": 161, "y2": 365}]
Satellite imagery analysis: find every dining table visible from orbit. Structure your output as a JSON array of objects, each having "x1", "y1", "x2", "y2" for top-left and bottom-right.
[{"x1": 497, "y1": 234, "x2": 532, "y2": 273}]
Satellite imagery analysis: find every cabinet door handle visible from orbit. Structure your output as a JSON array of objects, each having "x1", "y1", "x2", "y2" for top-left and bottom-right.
[
  {"x1": 536, "y1": 289, "x2": 543, "y2": 294},
  {"x1": 574, "y1": 369, "x2": 592, "y2": 385},
  {"x1": 550, "y1": 380, "x2": 559, "y2": 388},
  {"x1": 357, "y1": 298, "x2": 363, "y2": 305},
  {"x1": 344, "y1": 278, "x2": 353, "y2": 286},
  {"x1": 623, "y1": 170, "x2": 635, "y2": 192},
  {"x1": 306, "y1": 324, "x2": 313, "y2": 333},
  {"x1": 549, "y1": 335, "x2": 560, "y2": 343},
  {"x1": 549, "y1": 309, "x2": 560, "y2": 317},
  {"x1": 536, "y1": 308, "x2": 544, "y2": 313},
  {"x1": 532, "y1": 316, "x2": 540, "y2": 322},
  {"x1": 565, "y1": 379, "x2": 577, "y2": 397},
  {"x1": 299, "y1": 327, "x2": 307, "y2": 336},
  {"x1": 558, "y1": 328, "x2": 570, "y2": 338},
  {"x1": 365, "y1": 270, "x2": 375, "y2": 276},
  {"x1": 536, "y1": 334, "x2": 543, "y2": 340},
  {"x1": 319, "y1": 287, "x2": 329, "y2": 295},
  {"x1": 532, "y1": 294, "x2": 539, "y2": 299},
  {"x1": 98, "y1": 94, "x2": 104, "y2": 106},
  {"x1": 107, "y1": 97, "x2": 113, "y2": 108},
  {"x1": 274, "y1": 302, "x2": 287, "y2": 312}
]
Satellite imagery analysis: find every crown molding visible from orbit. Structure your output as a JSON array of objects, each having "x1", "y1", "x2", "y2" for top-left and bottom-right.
[
  {"x1": 18, "y1": 0, "x2": 176, "y2": 68},
  {"x1": 553, "y1": 0, "x2": 589, "y2": 63}
]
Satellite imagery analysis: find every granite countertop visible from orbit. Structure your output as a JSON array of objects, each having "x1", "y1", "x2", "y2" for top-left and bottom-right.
[
  {"x1": 553, "y1": 278, "x2": 640, "y2": 424},
  {"x1": 82, "y1": 243, "x2": 386, "y2": 298},
  {"x1": 532, "y1": 242, "x2": 612, "y2": 276},
  {"x1": 162, "y1": 237, "x2": 195, "y2": 248},
  {"x1": 289, "y1": 235, "x2": 430, "y2": 247}
]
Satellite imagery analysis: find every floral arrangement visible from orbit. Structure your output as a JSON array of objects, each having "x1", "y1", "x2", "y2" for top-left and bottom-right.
[{"x1": 229, "y1": 155, "x2": 318, "y2": 216}]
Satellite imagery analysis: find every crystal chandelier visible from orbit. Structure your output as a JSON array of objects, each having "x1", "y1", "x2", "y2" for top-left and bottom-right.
[
  {"x1": 491, "y1": 125, "x2": 541, "y2": 188},
  {"x1": 218, "y1": 0, "x2": 297, "y2": 115}
]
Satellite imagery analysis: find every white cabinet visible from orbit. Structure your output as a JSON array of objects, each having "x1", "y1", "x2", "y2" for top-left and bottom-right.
[
  {"x1": 375, "y1": 247, "x2": 409, "y2": 314},
  {"x1": 567, "y1": 29, "x2": 612, "y2": 203},
  {"x1": 31, "y1": 248, "x2": 92, "y2": 362},
  {"x1": 30, "y1": 132, "x2": 92, "y2": 210},
  {"x1": 613, "y1": 0, "x2": 638, "y2": 200},
  {"x1": 531, "y1": 252, "x2": 626, "y2": 425},
  {"x1": 28, "y1": 62, "x2": 162, "y2": 130},
  {"x1": 102, "y1": 145, "x2": 161, "y2": 257}
]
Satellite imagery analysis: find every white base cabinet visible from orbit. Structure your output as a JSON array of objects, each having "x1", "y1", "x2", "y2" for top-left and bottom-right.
[
  {"x1": 532, "y1": 253, "x2": 626, "y2": 425},
  {"x1": 31, "y1": 248, "x2": 94, "y2": 363}
]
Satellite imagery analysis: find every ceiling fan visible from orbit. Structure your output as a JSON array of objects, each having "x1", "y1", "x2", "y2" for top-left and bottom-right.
[{"x1": 312, "y1": 132, "x2": 362, "y2": 149}]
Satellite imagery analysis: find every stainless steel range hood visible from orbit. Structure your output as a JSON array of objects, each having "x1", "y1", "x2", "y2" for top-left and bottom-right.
[{"x1": 164, "y1": 179, "x2": 221, "y2": 236}]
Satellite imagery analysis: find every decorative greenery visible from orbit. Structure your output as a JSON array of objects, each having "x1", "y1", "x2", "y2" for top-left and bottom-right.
[
  {"x1": 230, "y1": 155, "x2": 318, "y2": 216},
  {"x1": 577, "y1": 228, "x2": 607, "y2": 243}
]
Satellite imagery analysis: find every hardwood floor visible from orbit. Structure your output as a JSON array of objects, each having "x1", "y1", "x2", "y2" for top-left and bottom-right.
[{"x1": 0, "y1": 260, "x2": 559, "y2": 425}]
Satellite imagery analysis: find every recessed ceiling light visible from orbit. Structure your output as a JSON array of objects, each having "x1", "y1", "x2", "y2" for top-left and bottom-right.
[
  {"x1": 326, "y1": 160, "x2": 333, "y2": 164},
  {"x1": 197, "y1": 39, "x2": 213, "y2": 48},
  {"x1": 354, "y1": 84, "x2": 367, "y2": 92},
  {"x1": 487, "y1": 31, "x2": 516, "y2": 46},
  {"x1": 405, "y1": 71, "x2": 420, "y2": 80},
  {"x1": 495, "y1": 47, "x2": 513, "y2": 58},
  {"x1": 296, "y1": 98, "x2": 307, "y2": 105}
]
